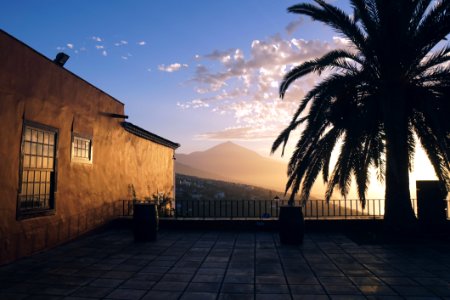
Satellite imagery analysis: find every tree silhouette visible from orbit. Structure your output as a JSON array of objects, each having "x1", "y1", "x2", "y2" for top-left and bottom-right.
[{"x1": 272, "y1": 0, "x2": 450, "y2": 230}]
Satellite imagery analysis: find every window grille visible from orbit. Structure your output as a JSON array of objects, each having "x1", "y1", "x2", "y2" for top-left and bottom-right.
[
  {"x1": 72, "y1": 135, "x2": 92, "y2": 163},
  {"x1": 18, "y1": 124, "x2": 57, "y2": 216}
]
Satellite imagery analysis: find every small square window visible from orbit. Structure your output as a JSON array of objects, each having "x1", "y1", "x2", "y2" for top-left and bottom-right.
[{"x1": 72, "y1": 134, "x2": 93, "y2": 163}]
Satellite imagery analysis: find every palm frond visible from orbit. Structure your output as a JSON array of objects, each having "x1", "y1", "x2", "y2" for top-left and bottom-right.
[
  {"x1": 300, "y1": 127, "x2": 342, "y2": 203},
  {"x1": 271, "y1": 117, "x2": 307, "y2": 156},
  {"x1": 412, "y1": 112, "x2": 450, "y2": 187},
  {"x1": 414, "y1": 0, "x2": 450, "y2": 59},
  {"x1": 410, "y1": 0, "x2": 434, "y2": 32},
  {"x1": 350, "y1": 0, "x2": 379, "y2": 38},
  {"x1": 414, "y1": 45, "x2": 450, "y2": 79},
  {"x1": 288, "y1": 1, "x2": 366, "y2": 53},
  {"x1": 279, "y1": 49, "x2": 362, "y2": 98}
]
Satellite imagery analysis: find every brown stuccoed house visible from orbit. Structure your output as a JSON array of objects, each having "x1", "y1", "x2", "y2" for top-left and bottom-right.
[{"x1": 0, "y1": 30, "x2": 179, "y2": 265}]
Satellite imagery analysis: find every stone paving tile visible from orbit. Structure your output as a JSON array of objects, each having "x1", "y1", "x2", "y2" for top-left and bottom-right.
[
  {"x1": 141, "y1": 290, "x2": 181, "y2": 300},
  {"x1": 255, "y1": 293, "x2": 291, "y2": 300},
  {"x1": 221, "y1": 283, "x2": 254, "y2": 294},
  {"x1": 131, "y1": 272, "x2": 162, "y2": 281},
  {"x1": 192, "y1": 274, "x2": 224, "y2": 283},
  {"x1": 196, "y1": 267, "x2": 227, "y2": 275},
  {"x1": 36, "y1": 285, "x2": 80, "y2": 296},
  {"x1": 0, "y1": 292, "x2": 29, "y2": 300},
  {"x1": 255, "y1": 283, "x2": 290, "y2": 293},
  {"x1": 23, "y1": 295, "x2": 63, "y2": 300},
  {"x1": 70, "y1": 286, "x2": 113, "y2": 298},
  {"x1": 89, "y1": 278, "x2": 124, "y2": 288},
  {"x1": 328, "y1": 295, "x2": 366, "y2": 300},
  {"x1": 100, "y1": 271, "x2": 134, "y2": 280},
  {"x1": 186, "y1": 282, "x2": 221, "y2": 293},
  {"x1": 286, "y1": 274, "x2": 320, "y2": 285},
  {"x1": 224, "y1": 274, "x2": 254, "y2": 283},
  {"x1": 255, "y1": 275, "x2": 286, "y2": 284},
  {"x1": 160, "y1": 273, "x2": 193, "y2": 282},
  {"x1": 151, "y1": 280, "x2": 189, "y2": 291},
  {"x1": 218, "y1": 293, "x2": 254, "y2": 300},
  {"x1": 289, "y1": 284, "x2": 326, "y2": 295},
  {"x1": 323, "y1": 284, "x2": 363, "y2": 295},
  {"x1": 180, "y1": 292, "x2": 217, "y2": 300},
  {"x1": 65, "y1": 297, "x2": 104, "y2": 300},
  {"x1": 104, "y1": 288, "x2": 147, "y2": 299},
  {"x1": 292, "y1": 295, "x2": 329, "y2": 300},
  {"x1": 1, "y1": 228, "x2": 450, "y2": 299},
  {"x1": 390, "y1": 285, "x2": 437, "y2": 297},
  {"x1": 349, "y1": 276, "x2": 384, "y2": 286},
  {"x1": 358, "y1": 284, "x2": 398, "y2": 296},
  {"x1": 365, "y1": 296, "x2": 403, "y2": 300},
  {"x1": 119, "y1": 278, "x2": 155, "y2": 290}
]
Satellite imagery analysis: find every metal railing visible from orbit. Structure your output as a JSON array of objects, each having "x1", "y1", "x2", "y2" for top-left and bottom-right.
[
  {"x1": 119, "y1": 198, "x2": 450, "y2": 220},
  {"x1": 174, "y1": 199, "x2": 385, "y2": 220}
]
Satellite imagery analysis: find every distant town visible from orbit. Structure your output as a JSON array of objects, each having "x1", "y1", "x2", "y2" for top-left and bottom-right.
[{"x1": 176, "y1": 174, "x2": 282, "y2": 202}]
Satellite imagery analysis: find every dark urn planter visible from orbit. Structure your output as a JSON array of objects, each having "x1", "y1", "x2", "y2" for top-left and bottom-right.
[
  {"x1": 279, "y1": 205, "x2": 304, "y2": 244},
  {"x1": 133, "y1": 203, "x2": 159, "y2": 242}
]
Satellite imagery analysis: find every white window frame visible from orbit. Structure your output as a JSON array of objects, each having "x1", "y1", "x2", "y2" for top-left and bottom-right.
[{"x1": 71, "y1": 133, "x2": 93, "y2": 164}]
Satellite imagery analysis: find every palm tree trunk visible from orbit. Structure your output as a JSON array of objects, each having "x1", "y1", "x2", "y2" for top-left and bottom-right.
[{"x1": 382, "y1": 92, "x2": 417, "y2": 231}]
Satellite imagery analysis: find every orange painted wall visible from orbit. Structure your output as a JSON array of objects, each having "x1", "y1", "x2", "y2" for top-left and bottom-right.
[{"x1": 0, "y1": 31, "x2": 176, "y2": 265}]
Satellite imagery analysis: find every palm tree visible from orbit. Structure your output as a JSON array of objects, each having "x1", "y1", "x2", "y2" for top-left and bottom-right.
[{"x1": 272, "y1": 0, "x2": 450, "y2": 230}]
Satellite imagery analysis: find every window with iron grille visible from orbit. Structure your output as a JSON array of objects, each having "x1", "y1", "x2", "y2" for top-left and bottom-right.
[
  {"x1": 72, "y1": 135, "x2": 92, "y2": 163},
  {"x1": 18, "y1": 123, "x2": 57, "y2": 218}
]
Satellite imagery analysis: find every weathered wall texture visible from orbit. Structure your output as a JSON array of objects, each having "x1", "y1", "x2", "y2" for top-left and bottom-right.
[{"x1": 0, "y1": 31, "x2": 177, "y2": 265}]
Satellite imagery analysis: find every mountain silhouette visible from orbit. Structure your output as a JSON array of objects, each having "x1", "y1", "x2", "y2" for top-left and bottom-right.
[
  {"x1": 175, "y1": 141, "x2": 288, "y2": 192},
  {"x1": 175, "y1": 162, "x2": 228, "y2": 181}
]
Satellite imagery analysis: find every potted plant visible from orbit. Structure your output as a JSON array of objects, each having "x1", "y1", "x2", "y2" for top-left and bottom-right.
[
  {"x1": 278, "y1": 196, "x2": 304, "y2": 244},
  {"x1": 152, "y1": 192, "x2": 174, "y2": 217}
]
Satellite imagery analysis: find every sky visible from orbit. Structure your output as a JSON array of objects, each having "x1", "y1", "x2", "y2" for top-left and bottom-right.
[{"x1": 1, "y1": 0, "x2": 439, "y2": 198}]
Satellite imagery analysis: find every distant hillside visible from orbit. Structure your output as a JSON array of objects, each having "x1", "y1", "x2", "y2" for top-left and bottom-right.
[
  {"x1": 175, "y1": 174, "x2": 370, "y2": 219},
  {"x1": 175, "y1": 162, "x2": 227, "y2": 181},
  {"x1": 176, "y1": 141, "x2": 287, "y2": 193},
  {"x1": 176, "y1": 174, "x2": 282, "y2": 201}
]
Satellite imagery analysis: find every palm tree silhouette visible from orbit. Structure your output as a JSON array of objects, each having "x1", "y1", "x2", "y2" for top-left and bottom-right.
[{"x1": 272, "y1": 0, "x2": 450, "y2": 230}]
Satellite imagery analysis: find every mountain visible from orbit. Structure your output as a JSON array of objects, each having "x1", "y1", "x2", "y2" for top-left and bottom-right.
[
  {"x1": 175, "y1": 162, "x2": 227, "y2": 182},
  {"x1": 176, "y1": 141, "x2": 288, "y2": 192}
]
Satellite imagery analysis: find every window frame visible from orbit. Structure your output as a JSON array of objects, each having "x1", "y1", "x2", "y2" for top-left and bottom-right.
[
  {"x1": 71, "y1": 133, "x2": 93, "y2": 164},
  {"x1": 17, "y1": 120, "x2": 58, "y2": 220}
]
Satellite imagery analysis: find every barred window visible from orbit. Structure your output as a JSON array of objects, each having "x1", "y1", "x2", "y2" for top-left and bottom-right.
[
  {"x1": 72, "y1": 135, "x2": 93, "y2": 163},
  {"x1": 18, "y1": 123, "x2": 57, "y2": 217}
]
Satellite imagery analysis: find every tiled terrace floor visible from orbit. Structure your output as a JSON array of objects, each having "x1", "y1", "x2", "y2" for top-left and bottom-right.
[{"x1": 1, "y1": 228, "x2": 449, "y2": 300}]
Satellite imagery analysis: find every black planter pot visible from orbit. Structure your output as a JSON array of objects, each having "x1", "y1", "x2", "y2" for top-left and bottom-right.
[
  {"x1": 278, "y1": 205, "x2": 304, "y2": 245},
  {"x1": 133, "y1": 203, "x2": 159, "y2": 242}
]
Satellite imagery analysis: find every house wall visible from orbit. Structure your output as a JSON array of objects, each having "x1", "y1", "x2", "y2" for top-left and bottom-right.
[{"x1": 0, "y1": 31, "x2": 175, "y2": 265}]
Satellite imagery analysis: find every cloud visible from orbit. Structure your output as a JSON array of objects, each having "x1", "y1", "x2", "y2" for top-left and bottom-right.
[
  {"x1": 67, "y1": 43, "x2": 74, "y2": 49},
  {"x1": 102, "y1": 50, "x2": 107, "y2": 56},
  {"x1": 138, "y1": 41, "x2": 146, "y2": 46},
  {"x1": 158, "y1": 63, "x2": 189, "y2": 73},
  {"x1": 95, "y1": 45, "x2": 104, "y2": 49},
  {"x1": 285, "y1": 18, "x2": 303, "y2": 35},
  {"x1": 92, "y1": 36, "x2": 102, "y2": 42},
  {"x1": 179, "y1": 34, "x2": 349, "y2": 141},
  {"x1": 114, "y1": 40, "x2": 128, "y2": 46},
  {"x1": 177, "y1": 99, "x2": 210, "y2": 109},
  {"x1": 196, "y1": 126, "x2": 277, "y2": 141}
]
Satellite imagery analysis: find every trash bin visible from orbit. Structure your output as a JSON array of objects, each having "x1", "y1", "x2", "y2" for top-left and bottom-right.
[
  {"x1": 279, "y1": 205, "x2": 304, "y2": 244},
  {"x1": 133, "y1": 202, "x2": 158, "y2": 241},
  {"x1": 416, "y1": 180, "x2": 447, "y2": 228}
]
